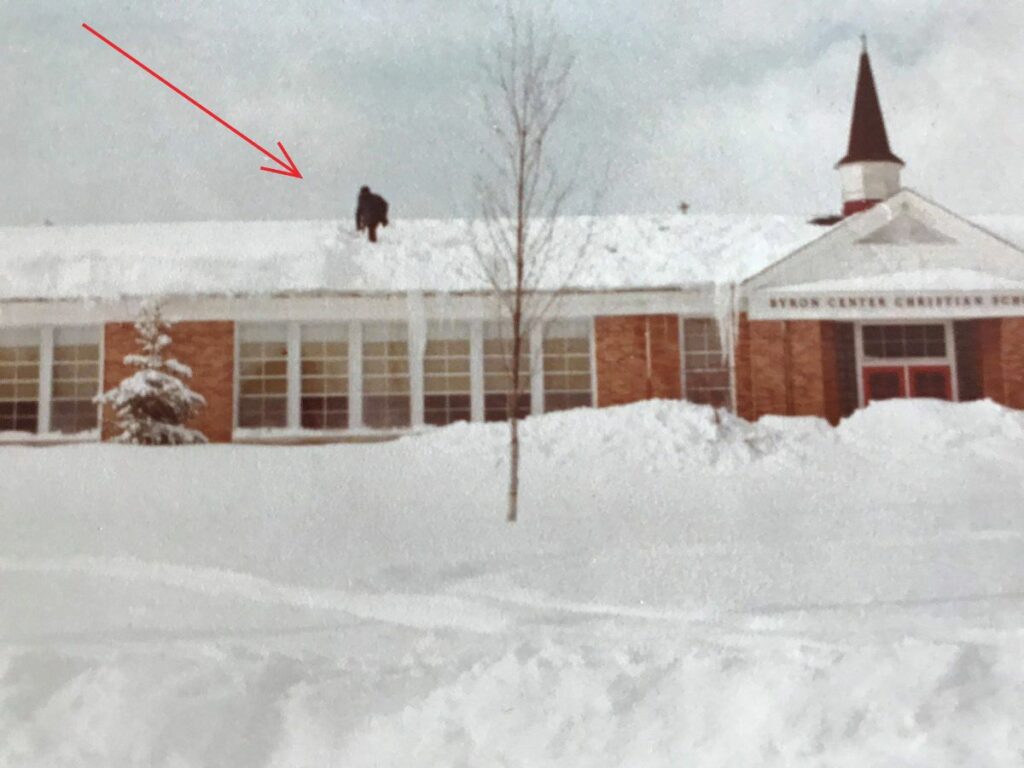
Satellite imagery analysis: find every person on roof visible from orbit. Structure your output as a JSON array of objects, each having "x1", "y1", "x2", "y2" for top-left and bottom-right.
[{"x1": 355, "y1": 186, "x2": 389, "y2": 243}]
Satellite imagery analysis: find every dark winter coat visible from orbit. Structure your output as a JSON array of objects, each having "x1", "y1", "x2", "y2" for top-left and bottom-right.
[{"x1": 356, "y1": 187, "x2": 389, "y2": 231}]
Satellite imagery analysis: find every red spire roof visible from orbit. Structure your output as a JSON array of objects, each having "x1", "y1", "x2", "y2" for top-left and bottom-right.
[{"x1": 837, "y1": 44, "x2": 903, "y2": 167}]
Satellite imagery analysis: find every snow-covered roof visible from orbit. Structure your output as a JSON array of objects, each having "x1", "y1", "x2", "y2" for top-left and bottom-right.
[
  {"x1": 0, "y1": 215, "x2": 826, "y2": 302},
  {"x1": 971, "y1": 216, "x2": 1024, "y2": 251},
  {"x1": 3, "y1": 211, "x2": 1023, "y2": 303}
]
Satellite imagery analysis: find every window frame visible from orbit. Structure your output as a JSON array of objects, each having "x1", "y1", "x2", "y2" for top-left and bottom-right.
[
  {"x1": 482, "y1": 321, "x2": 533, "y2": 422},
  {"x1": 854, "y1": 320, "x2": 959, "y2": 406},
  {"x1": 541, "y1": 318, "x2": 595, "y2": 413},
  {"x1": 423, "y1": 321, "x2": 473, "y2": 427},
  {"x1": 361, "y1": 322, "x2": 413, "y2": 430},
  {"x1": 0, "y1": 326, "x2": 103, "y2": 440},
  {"x1": 50, "y1": 326, "x2": 103, "y2": 435},
  {"x1": 679, "y1": 316, "x2": 734, "y2": 411},
  {"x1": 299, "y1": 323, "x2": 350, "y2": 431},
  {"x1": 235, "y1": 323, "x2": 290, "y2": 431}
]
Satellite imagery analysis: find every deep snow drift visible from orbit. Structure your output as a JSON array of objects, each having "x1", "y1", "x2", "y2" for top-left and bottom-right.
[{"x1": 2, "y1": 399, "x2": 1024, "y2": 766}]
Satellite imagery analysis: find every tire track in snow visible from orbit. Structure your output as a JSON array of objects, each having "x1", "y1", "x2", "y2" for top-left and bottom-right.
[{"x1": 0, "y1": 556, "x2": 508, "y2": 634}]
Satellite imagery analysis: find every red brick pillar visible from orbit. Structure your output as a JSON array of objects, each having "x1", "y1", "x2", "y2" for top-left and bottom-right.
[
  {"x1": 734, "y1": 313, "x2": 754, "y2": 421},
  {"x1": 1000, "y1": 318, "x2": 1024, "y2": 409},
  {"x1": 594, "y1": 315, "x2": 682, "y2": 406},
  {"x1": 989, "y1": 318, "x2": 1024, "y2": 409},
  {"x1": 978, "y1": 319, "x2": 1005, "y2": 405},
  {"x1": 748, "y1": 321, "x2": 788, "y2": 419},
  {"x1": 103, "y1": 321, "x2": 235, "y2": 443},
  {"x1": 787, "y1": 321, "x2": 841, "y2": 424},
  {"x1": 744, "y1": 319, "x2": 840, "y2": 424}
]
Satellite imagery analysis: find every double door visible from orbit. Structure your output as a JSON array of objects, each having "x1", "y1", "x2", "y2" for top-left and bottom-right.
[{"x1": 862, "y1": 365, "x2": 952, "y2": 403}]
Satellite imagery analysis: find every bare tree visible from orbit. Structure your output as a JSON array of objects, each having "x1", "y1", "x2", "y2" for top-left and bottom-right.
[{"x1": 470, "y1": 6, "x2": 598, "y2": 523}]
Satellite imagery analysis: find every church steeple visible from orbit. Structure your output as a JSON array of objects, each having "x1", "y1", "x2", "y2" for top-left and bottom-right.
[{"x1": 836, "y1": 40, "x2": 904, "y2": 216}]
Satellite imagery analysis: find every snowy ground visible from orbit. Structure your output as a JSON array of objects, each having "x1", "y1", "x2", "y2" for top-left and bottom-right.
[{"x1": 2, "y1": 399, "x2": 1023, "y2": 766}]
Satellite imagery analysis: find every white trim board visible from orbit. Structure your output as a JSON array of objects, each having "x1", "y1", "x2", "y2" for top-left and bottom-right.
[
  {"x1": 749, "y1": 289, "x2": 1024, "y2": 320},
  {"x1": 0, "y1": 288, "x2": 717, "y2": 328}
]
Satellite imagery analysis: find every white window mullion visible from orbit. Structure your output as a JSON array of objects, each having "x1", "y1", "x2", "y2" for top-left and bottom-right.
[
  {"x1": 530, "y1": 321, "x2": 544, "y2": 415},
  {"x1": 589, "y1": 317, "x2": 598, "y2": 407},
  {"x1": 286, "y1": 322, "x2": 301, "y2": 429},
  {"x1": 470, "y1": 320, "x2": 484, "y2": 422},
  {"x1": 38, "y1": 327, "x2": 54, "y2": 435},
  {"x1": 410, "y1": 325, "x2": 425, "y2": 428},
  {"x1": 348, "y1": 322, "x2": 363, "y2": 428}
]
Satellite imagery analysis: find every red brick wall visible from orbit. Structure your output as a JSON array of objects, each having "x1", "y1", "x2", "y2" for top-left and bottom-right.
[
  {"x1": 748, "y1": 321, "x2": 788, "y2": 418},
  {"x1": 788, "y1": 321, "x2": 841, "y2": 423},
  {"x1": 103, "y1": 321, "x2": 235, "y2": 443},
  {"x1": 734, "y1": 313, "x2": 753, "y2": 420},
  {"x1": 1000, "y1": 318, "x2": 1024, "y2": 409},
  {"x1": 979, "y1": 317, "x2": 1024, "y2": 409},
  {"x1": 978, "y1": 319, "x2": 1004, "y2": 404},
  {"x1": 594, "y1": 315, "x2": 682, "y2": 406},
  {"x1": 737, "y1": 318, "x2": 841, "y2": 424}
]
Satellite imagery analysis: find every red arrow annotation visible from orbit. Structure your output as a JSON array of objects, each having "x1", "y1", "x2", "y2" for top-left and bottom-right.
[{"x1": 81, "y1": 22, "x2": 302, "y2": 179}]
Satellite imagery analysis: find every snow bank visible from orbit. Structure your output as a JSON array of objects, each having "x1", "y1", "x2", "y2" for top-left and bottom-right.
[
  {"x1": 3, "y1": 635, "x2": 1022, "y2": 767},
  {"x1": 2, "y1": 399, "x2": 1024, "y2": 765}
]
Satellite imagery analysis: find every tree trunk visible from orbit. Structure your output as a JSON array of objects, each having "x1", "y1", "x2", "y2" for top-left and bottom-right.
[{"x1": 507, "y1": 412, "x2": 520, "y2": 523}]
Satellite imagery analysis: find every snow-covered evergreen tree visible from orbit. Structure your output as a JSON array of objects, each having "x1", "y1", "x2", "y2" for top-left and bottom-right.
[{"x1": 96, "y1": 301, "x2": 207, "y2": 445}]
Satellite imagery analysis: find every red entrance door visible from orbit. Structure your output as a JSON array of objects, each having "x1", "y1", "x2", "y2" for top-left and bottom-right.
[
  {"x1": 863, "y1": 366, "x2": 905, "y2": 403},
  {"x1": 908, "y1": 365, "x2": 952, "y2": 400},
  {"x1": 863, "y1": 365, "x2": 953, "y2": 404}
]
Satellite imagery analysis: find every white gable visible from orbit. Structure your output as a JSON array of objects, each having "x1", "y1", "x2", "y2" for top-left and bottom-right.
[{"x1": 744, "y1": 190, "x2": 1024, "y2": 319}]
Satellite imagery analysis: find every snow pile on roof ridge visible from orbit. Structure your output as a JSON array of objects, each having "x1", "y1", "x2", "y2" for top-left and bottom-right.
[{"x1": 0, "y1": 214, "x2": 824, "y2": 301}]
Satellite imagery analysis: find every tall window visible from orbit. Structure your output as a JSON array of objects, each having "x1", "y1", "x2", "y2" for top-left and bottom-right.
[
  {"x1": 237, "y1": 324, "x2": 288, "y2": 428},
  {"x1": 362, "y1": 323, "x2": 410, "y2": 428},
  {"x1": 681, "y1": 318, "x2": 731, "y2": 408},
  {"x1": 424, "y1": 322, "x2": 471, "y2": 426},
  {"x1": 301, "y1": 324, "x2": 348, "y2": 430},
  {"x1": 0, "y1": 329, "x2": 39, "y2": 433},
  {"x1": 543, "y1": 320, "x2": 592, "y2": 412},
  {"x1": 483, "y1": 323, "x2": 530, "y2": 421},
  {"x1": 51, "y1": 327, "x2": 101, "y2": 433}
]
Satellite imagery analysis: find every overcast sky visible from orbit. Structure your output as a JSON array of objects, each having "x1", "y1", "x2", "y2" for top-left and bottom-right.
[{"x1": 2, "y1": 1, "x2": 1022, "y2": 226}]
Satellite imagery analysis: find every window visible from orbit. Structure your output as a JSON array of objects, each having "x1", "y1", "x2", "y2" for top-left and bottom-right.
[
  {"x1": 0, "y1": 329, "x2": 40, "y2": 433},
  {"x1": 484, "y1": 323, "x2": 530, "y2": 421},
  {"x1": 362, "y1": 323, "x2": 410, "y2": 428},
  {"x1": 237, "y1": 325, "x2": 288, "y2": 428},
  {"x1": 51, "y1": 327, "x2": 101, "y2": 433},
  {"x1": 424, "y1": 322, "x2": 471, "y2": 426},
  {"x1": 862, "y1": 324, "x2": 946, "y2": 359},
  {"x1": 681, "y1": 318, "x2": 731, "y2": 408},
  {"x1": 543, "y1": 320, "x2": 592, "y2": 412},
  {"x1": 300, "y1": 325, "x2": 348, "y2": 430}
]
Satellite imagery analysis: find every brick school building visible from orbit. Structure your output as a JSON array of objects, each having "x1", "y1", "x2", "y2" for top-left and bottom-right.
[{"x1": 2, "y1": 47, "x2": 1023, "y2": 443}]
